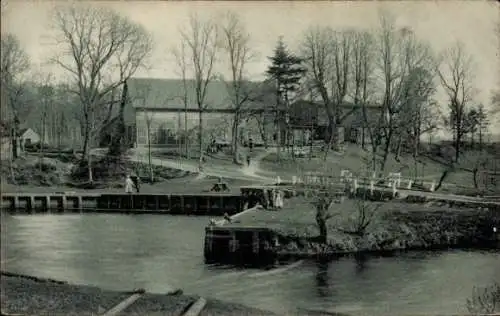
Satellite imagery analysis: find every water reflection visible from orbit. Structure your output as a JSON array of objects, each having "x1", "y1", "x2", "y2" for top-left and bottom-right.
[
  {"x1": 354, "y1": 253, "x2": 368, "y2": 274},
  {"x1": 315, "y1": 259, "x2": 331, "y2": 298},
  {"x1": 2, "y1": 213, "x2": 500, "y2": 315}
]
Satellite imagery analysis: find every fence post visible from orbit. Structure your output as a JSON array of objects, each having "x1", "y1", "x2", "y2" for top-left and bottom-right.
[{"x1": 429, "y1": 181, "x2": 436, "y2": 192}]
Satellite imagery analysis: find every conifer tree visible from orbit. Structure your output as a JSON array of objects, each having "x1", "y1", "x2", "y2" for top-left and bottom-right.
[{"x1": 266, "y1": 37, "x2": 306, "y2": 157}]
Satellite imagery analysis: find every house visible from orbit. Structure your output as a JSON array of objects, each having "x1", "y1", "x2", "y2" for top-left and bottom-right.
[
  {"x1": 286, "y1": 100, "x2": 384, "y2": 146},
  {"x1": 102, "y1": 77, "x2": 383, "y2": 150},
  {"x1": 125, "y1": 78, "x2": 275, "y2": 148},
  {"x1": 0, "y1": 124, "x2": 41, "y2": 158},
  {"x1": 18, "y1": 128, "x2": 40, "y2": 148}
]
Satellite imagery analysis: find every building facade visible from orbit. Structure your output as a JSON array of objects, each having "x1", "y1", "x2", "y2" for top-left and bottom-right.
[{"x1": 127, "y1": 78, "x2": 275, "y2": 148}]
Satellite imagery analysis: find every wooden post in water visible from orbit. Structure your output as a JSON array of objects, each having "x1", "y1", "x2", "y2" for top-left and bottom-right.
[
  {"x1": 61, "y1": 196, "x2": 68, "y2": 212},
  {"x1": 29, "y1": 196, "x2": 36, "y2": 212},
  {"x1": 44, "y1": 196, "x2": 50, "y2": 212},
  {"x1": 12, "y1": 196, "x2": 20, "y2": 210},
  {"x1": 252, "y1": 231, "x2": 259, "y2": 254},
  {"x1": 77, "y1": 196, "x2": 83, "y2": 212}
]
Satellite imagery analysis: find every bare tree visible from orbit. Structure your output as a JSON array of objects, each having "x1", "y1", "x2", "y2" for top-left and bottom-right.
[
  {"x1": 219, "y1": 11, "x2": 255, "y2": 164},
  {"x1": 351, "y1": 30, "x2": 382, "y2": 171},
  {"x1": 143, "y1": 110, "x2": 155, "y2": 183},
  {"x1": 34, "y1": 71, "x2": 56, "y2": 163},
  {"x1": 374, "y1": 12, "x2": 436, "y2": 172},
  {"x1": 437, "y1": 41, "x2": 475, "y2": 162},
  {"x1": 172, "y1": 41, "x2": 192, "y2": 159},
  {"x1": 51, "y1": 4, "x2": 152, "y2": 183},
  {"x1": 177, "y1": 13, "x2": 219, "y2": 168},
  {"x1": 338, "y1": 198, "x2": 381, "y2": 237},
  {"x1": 301, "y1": 27, "x2": 353, "y2": 157},
  {"x1": 466, "y1": 282, "x2": 500, "y2": 315},
  {"x1": 1, "y1": 33, "x2": 30, "y2": 160}
]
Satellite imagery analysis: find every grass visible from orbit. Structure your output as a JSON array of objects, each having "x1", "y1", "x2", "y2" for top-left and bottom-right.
[
  {"x1": 1, "y1": 272, "x2": 276, "y2": 316},
  {"x1": 0, "y1": 153, "x2": 258, "y2": 194},
  {"x1": 228, "y1": 196, "x2": 500, "y2": 255},
  {"x1": 259, "y1": 144, "x2": 500, "y2": 195}
]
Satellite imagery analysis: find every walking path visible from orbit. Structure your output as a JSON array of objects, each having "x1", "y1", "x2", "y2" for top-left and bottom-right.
[{"x1": 129, "y1": 148, "x2": 277, "y2": 183}]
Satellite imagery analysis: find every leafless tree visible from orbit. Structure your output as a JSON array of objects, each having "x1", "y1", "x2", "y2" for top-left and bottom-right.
[
  {"x1": 177, "y1": 13, "x2": 219, "y2": 168},
  {"x1": 51, "y1": 4, "x2": 152, "y2": 183},
  {"x1": 339, "y1": 198, "x2": 382, "y2": 237},
  {"x1": 1, "y1": 33, "x2": 30, "y2": 160},
  {"x1": 172, "y1": 41, "x2": 191, "y2": 159},
  {"x1": 33, "y1": 71, "x2": 55, "y2": 164},
  {"x1": 219, "y1": 11, "x2": 255, "y2": 164},
  {"x1": 351, "y1": 30, "x2": 381, "y2": 171},
  {"x1": 466, "y1": 282, "x2": 500, "y2": 315},
  {"x1": 301, "y1": 27, "x2": 353, "y2": 157},
  {"x1": 135, "y1": 83, "x2": 158, "y2": 184},
  {"x1": 437, "y1": 41, "x2": 475, "y2": 162},
  {"x1": 373, "y1": 12, "x2": 436, "y2": 172}
]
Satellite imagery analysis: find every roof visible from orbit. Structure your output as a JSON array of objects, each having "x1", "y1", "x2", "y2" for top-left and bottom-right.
[
  {"x1": 127, "y1": 78, "x2": 274, "y2": 111},
  {"x1": 287, "y1": 100, "x2": 383, "y2": 127}
]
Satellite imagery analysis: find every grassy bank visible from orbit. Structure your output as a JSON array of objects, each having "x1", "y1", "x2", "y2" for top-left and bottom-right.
[
  {"x1": 259, "y1": 144, "x2": 500, "y2": 196},
  {"x1": 0, "y1": 153, "x2": 199, "y2": 192},
  {"x1": 0, "y1": 271, "x2": 277, "y2": 316},
  {"x1": 271, "y1": 199, "x2": 500, "y2": 258}
]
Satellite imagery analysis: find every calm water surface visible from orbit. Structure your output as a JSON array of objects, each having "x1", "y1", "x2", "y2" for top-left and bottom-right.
[{"x1": 1, "y1": 213, "x2": 499, "y2": 315}]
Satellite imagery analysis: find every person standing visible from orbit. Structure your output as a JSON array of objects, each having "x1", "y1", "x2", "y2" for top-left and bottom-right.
[
  {"x1": 130, "y1": 174, "x2": 140, "y2": 193},
  {"x1": 125, "y1": 175, "x2": 134, "y2": 194}
]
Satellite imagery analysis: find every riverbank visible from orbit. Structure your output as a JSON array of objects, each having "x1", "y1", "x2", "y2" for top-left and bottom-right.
[
  {"x1": 0, "y1": 271, "x2": 278, "y2": 316},
  {"x1": 231, "y1": 198, "x2": 500, "y2": 259}
]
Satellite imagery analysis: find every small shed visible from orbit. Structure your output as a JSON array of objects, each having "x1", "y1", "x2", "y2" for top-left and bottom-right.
[{"x1": 19, "y1": 128, "x2": 40, "y2": 147}]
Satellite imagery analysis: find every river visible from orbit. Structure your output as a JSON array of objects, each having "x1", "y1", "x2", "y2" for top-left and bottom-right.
[{"x1": 1, "y1": 213, "x2": 499, "y2": 315}]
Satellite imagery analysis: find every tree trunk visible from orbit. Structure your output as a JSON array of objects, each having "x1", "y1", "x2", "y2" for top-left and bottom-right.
[
  {"x1": 147, "y1": 127, "x2": 154, "y2": 183},
  {"x1": 434, "y1": 168, "x2": 452, "y2": 192},
  {"x1": 394, "y1": 136, "x2": 403, "y2": 162},
  {"x1": 479, "y1": 128, "x2": 483, "y2": 150},
  {"x1": 198, "y1": 111, "x2": 203, "y2": 163},
  {"x1": 323, "y1": 116, "x2": 336, "y2": 161},
  {"x1": 108, "y1": 83, "x2": 128, "y2": 158},
  {"x1": 361, "y1": 127, "x2": 365, "y2": 150},
  {"x1": 315, "y1": 205, "x2": 328, "y2": 244},
  {"x1": 380, "y1": 131, "x2": 392, "y2": 172},
  {"x1": 232, "y1": 113, "x2": 240, "y2": 164},
  {"x1": 40, "y1": 114, "x2": 46, "y2": 171},
  {"x1": 11, "y1": 122, "x2": 19, "y2": 159},
  {"x1": 87, "y1": 151, "x2": 93, "y2": 184},
  {"x1": 473, "y1": 168, "x2": 479, "y2": 189}
]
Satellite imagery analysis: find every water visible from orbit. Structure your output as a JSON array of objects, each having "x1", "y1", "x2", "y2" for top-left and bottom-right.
[{"x1": 1, "y1": 213, "x2": 499, "y2": 315}]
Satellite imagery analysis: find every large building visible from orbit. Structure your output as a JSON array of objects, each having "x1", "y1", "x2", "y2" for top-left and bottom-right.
[
  {"x1": 125, "y1": 77, "x2": 275, "y2": 148},
  {"x1": 102, "y1": 77, "x2": 383, "y2": 149}
]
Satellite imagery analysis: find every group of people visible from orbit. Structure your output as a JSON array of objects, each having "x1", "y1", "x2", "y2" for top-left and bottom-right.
[
  {"x1": 242, "y1": 188, "x2": 284, "y2": 210},
  {"x1": 125, "y1": 174, "x2": 141, "y2": 193}
]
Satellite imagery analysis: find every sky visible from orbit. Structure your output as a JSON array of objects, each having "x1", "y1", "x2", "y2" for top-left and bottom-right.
[{"x1": 2, "y1": 0, "x2": 500, "y2": 133}]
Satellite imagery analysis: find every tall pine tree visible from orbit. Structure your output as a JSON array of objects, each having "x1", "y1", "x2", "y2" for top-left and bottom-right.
[{"x1": 266, "y1": 37, "x2": 306, "y2": 157}]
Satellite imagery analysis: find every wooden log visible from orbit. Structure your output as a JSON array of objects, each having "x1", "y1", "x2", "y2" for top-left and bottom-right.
[
  {"x1": 101, "y1": 292, "x2": 144, "y2": 316},
  {"x1": 182, "y1": 297, "x2": 207, "y2": 316}
]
